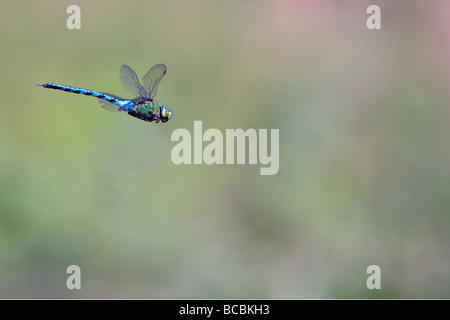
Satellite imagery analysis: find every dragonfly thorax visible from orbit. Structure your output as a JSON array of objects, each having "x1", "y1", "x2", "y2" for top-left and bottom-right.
[
  {"x1": 134, "y1": 99, "x2": 160, "y2": 115},
  {"x1": 128, "y1": 99, "x2": 172, "y2": 123}
]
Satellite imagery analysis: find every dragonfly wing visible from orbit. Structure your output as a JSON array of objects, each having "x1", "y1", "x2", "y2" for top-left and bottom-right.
[
  {"x1": 120, "y1": 65, "x2": 149, "y2": 98},
  {"x1": 142, "y1": 64, "x2": 167, "y2": 99},
  {"x1": 98, "y1": 93, "x2": 126, "y2": 112},
  {"x1": 99, "y1": 100, "x2": 121, "y2": 111}
]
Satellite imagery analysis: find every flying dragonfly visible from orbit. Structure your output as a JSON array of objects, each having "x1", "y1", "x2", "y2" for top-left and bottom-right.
[{"x1": 38, "y1": 64, "x2": 173, "y2": 123}]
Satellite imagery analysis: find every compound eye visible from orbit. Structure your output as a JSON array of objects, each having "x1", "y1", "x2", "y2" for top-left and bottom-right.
[{"x1": 160, "y1": 106, "x2": 172, "y2": 122}]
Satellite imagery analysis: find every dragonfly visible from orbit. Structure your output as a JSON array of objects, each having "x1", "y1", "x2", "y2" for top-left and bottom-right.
[{"x1": 38, "y1": 64, "x2": 172, "y2": 123}]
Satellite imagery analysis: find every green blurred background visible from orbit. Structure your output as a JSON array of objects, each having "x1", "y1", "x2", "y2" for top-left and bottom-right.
[{"x1": 0, "y1": 0, "x2": 449, "y2": 298}]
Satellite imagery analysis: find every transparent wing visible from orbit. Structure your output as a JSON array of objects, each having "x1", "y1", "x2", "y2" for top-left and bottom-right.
[
  {"x1": 142, "y1": 64, "x2": 167, "y2": 99},
  {"x1": 98, "y1": 93, "x2": 126, "y2": 112},
  {"x1": 120, "y1": 65, "x2": 149, "y2": 98}
]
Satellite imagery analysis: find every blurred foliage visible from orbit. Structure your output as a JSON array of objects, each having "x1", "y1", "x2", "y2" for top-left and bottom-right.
[{"x1": 0, "y1": 0, "x2": 449, "y2": 298}]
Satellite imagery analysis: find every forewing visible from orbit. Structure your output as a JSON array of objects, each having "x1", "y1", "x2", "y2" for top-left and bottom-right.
[
  {"x1": 142, "y1": 64, "x2": 167, "y2": 99},
  {"x1": 120, "y1": 65, "x2": 149, "y2": 98}
]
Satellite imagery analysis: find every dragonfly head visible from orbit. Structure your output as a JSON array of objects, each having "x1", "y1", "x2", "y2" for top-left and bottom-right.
[{"x1": 160, "y1": 105, "x2": 173, "y2": 123}]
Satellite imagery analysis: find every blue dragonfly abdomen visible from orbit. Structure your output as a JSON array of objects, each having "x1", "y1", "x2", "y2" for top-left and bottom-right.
[{"x1": 37, "y1": 83, "x2": 132, "y2": 109}]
